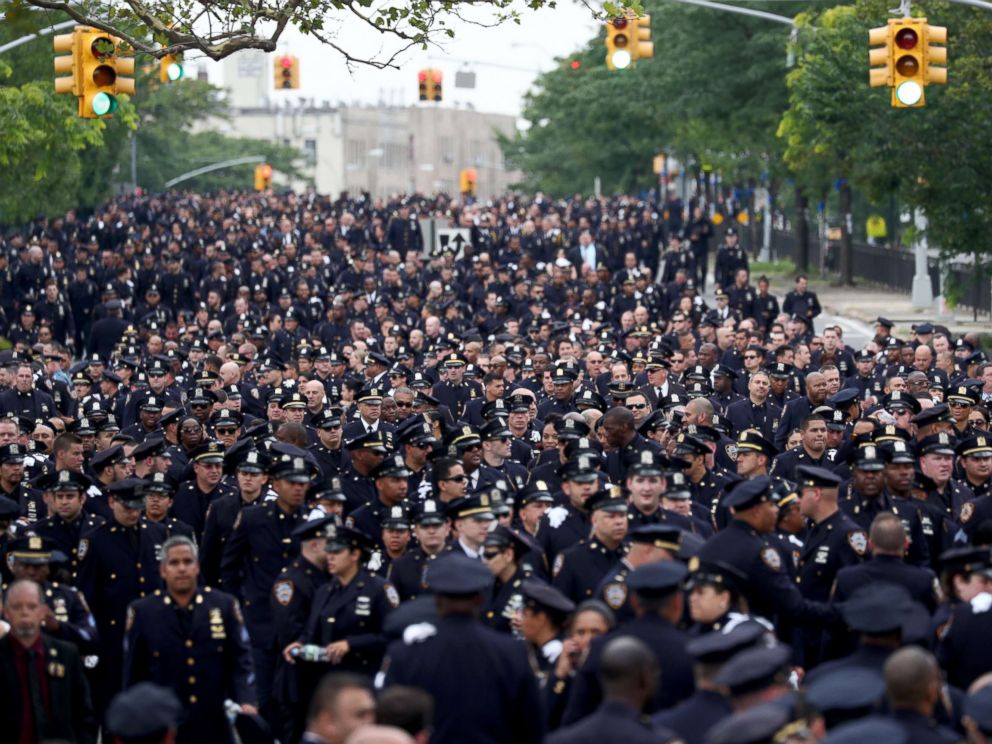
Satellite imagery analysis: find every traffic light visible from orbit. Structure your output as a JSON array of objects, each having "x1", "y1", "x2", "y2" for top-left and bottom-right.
[
  {"x1": 53, "y1": 27, "x2": 134, "y2": 118},
  {"x1": 891, "y1": 19, "x2": 926, "y2": 107},
  {"x1": 274, "y1": 55, "x2": 300, "y2": 89},
  {"x1": 160, "y1": 54, "x2": 184, "y2": 83},
  {"x1": 417, "y1": 69, "x2": 442, "y2": 101},
  {"x1": 254, "y1": 164, "x2": 273, "y2": 191},
  {"x1": 605, "y1": 17, "x2": 631, "y2": 70},
  {"x1": 869, "y1": 18, "x2": 947, "y2": 108},
  {"x1": 605, "y1": 16, "x2": 652, "y2": 70},
  {"x1": 430, "y1": 69, "x2": 443, "y2": 101},
  {"x1": 459, "y1": 168, "x2": 477, "y2": 196}
]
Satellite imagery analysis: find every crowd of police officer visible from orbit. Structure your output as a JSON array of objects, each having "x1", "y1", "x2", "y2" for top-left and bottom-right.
[{"x1": 1, "y1": 189, "x2": 992, "y2": 743}]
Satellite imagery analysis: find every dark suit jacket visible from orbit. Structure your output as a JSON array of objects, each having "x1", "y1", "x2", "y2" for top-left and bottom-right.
[
  {"x1": 0, "y1": 634, "x2": 97, "y2": 744},
  {"x1": 567, "y1": 245, "x2": 608, "y2": 274}
]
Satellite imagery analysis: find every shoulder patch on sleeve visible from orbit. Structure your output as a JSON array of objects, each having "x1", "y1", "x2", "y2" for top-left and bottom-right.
[
  {"x1": 77, "y1": 538, "x2": 89, "y2": 561},
  {"x1": 725, "y1": 443, "x2": 738, "y2": 462},
  {"x1": 760, "y1": 546, "x2": 782, "y2": 572},
  {"x1": 232, "y1": 511, "x2": 243, "y2": 531},
  {"x1": 961, "y1": 501, "x2": 975, "y2": 524},
  {"x1": 273, "y1": 580, "x2": 294, "y2": 606},
  {"x1": 552, "y1": 553, "x2": 565, "y2": 578},
  {"x1": 603, "y1": 582, "x2": 627, "y2": 610},
  {"x1": 125, "y1": 605, "x2": 135, "y2": 632},
  {"x1": 847, "y1": 530, "x2": 868, "y2": 556}
]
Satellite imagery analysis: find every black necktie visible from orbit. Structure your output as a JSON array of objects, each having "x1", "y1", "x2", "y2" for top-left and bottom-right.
[
  {"x1": 25, "y1": 648, "x2": 47, "y2": 736},
  {"x1": 128, "y1": 528, "x2": 139, "y2": 553}
]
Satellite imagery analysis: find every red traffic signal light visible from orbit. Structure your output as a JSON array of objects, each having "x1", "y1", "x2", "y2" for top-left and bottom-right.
[
  {"x1": 570, "y1": 59, "x2": 581, "y2": 70},
  {"x1": 259, "y1": 164, "x2": 273, "y2": 179},
  {"x1": 895, "y1": 28, "x2": 918, "y2": 49},
  {"x1": 418, "y1": 70, "x2": 427, "y2": 82}
]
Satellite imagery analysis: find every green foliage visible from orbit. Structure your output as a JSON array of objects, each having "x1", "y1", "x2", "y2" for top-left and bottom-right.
[
  {"x1": 0, "y1": 14, "x2": 303, "y2": 222},
  {"x1": 781, "y1": 0, "x2": 992, "y2": 271},
  {"x1": 502, "y1": 0, "x2": 803, "y2": 195}
]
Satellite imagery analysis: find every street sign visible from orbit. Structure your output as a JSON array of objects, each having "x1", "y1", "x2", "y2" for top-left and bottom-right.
[{"x1": 434, "y1": 228, "x2": 471, "y2": 258}]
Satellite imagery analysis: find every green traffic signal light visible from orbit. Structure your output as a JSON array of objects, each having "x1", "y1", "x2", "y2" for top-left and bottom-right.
[
  {"x1": 166, "y1": 61, "x2": 184, "y2": 81},
  {"x1": 91, "y1": 91, "x2": 118, "y2": 116}
]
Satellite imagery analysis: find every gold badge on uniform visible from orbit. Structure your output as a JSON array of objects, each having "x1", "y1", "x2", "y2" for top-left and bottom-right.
[{"x1": 209, "y1": 607, "x2": 226, "y2": 639}]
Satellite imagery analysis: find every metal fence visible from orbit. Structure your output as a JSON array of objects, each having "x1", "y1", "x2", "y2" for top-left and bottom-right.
[{"x1": 769, "y1": 229, "x2": 990, "y2": 316}]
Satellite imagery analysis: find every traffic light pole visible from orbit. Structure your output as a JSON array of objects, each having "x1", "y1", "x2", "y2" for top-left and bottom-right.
[
  {"x1": 0, "y1": 19, "x2": 75, "y2": 55},
  {"x1": 163, "y1": 156, "x2": 267, "y2": 189},
  {"x1": 667, "y1": 0, "x2": 795, "y2": 27}
]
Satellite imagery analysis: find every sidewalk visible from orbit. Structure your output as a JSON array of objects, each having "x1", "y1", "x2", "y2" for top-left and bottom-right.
[{"x1": 761, "y1": 273, "x2": 990, "y2": 341}]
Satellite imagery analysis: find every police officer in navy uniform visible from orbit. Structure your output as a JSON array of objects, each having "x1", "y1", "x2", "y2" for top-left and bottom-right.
[
  {"x1": 957, "y1": 433, "x2": 992, "y2": 501},
  {"x1": 221, "y1": 446, "x2": 314, "y2": 726},
  {"x1": 553, "y1": 487, "x2": 628, "y2": 603},
  {"x1": 142, "y1": 472, "x2": 196, "y2": 541},
  {"x1": 726, "y1": 369, "x2": 782, "y2": 442},
  {"x1": 537, "y1": 456, "x2": 598, "y2": 562},
  {"x1": 6, "y1": 534, "x2": 99, "y2": 655},
  {"x1": 271, "y1": 516, "x2": 333, "y2": 743},
  {"x1": 0, "y1": 443, "x2": 36, "y2": 518},
  {"x1": 31, "y1": 469, "x2": 104, "y2": 574},
  {"x1": 652, "y1": 622, "x2": 763, "y2": 742},
  {"x1": 793, "y1": 464, "x2": 867, "y2": 667},
  {"x1": 284, "y1": 523, "x2": 398, "y2": 684},
  {"x1": 200, "y1": 447, "x2": 270, "y2": 587},
  {"x1": 562, "y1": 560, "x2": 696, "y2": 724},
  {"x1": 309, "y1": 407, "x2": 345, "y2": 479},
  {"x1": 432, "y1": 354, "x2": 475, "y2": 420},
  {"x1": 123, "y1": 535, "x2": 257, "y2": 743},
  {"x1": 481, "y1": 525, "x2": 535, "y2": 633},
  {"x1": 839, "y1": 444, "x2": 931, "y2": 567},
  {"x1": 172, "y1": 440, "x2": 238, "y2": 538},
  {"x1": 917, "y1": 432, "x2": 973, "y2": 522},
  {"x1": 75, "y1": 477, "x2": 167, "y2": 715},
  {"x1": 380, "y1": 553, "x2": 545, "y2": 744},
  {"x1": 387, "y1": 498, "x2": 456, "y2": 602},
  {"x1": 345, "y1": 450, "x2": 409, "y2": 536},
  {"x1": 595, "y1": 524, "x2": 694, "y2": 626},
  {"x1": 697, "y1": 477, "x2": 834, "y2": 639}
]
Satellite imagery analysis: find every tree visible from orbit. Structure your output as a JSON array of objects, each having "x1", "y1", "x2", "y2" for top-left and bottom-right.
[
  {"x1": 0, "y1": 16, "x2": 303, "y2": 223},
  {"x1": 779, "y1": 0, "x2": 992, "y2": 288},
  {"x1": 502, "y1": 0, "x2": 800, "y2": 195},
  {"x1": 4, "y1": 0, "x2": 641, "y2": 68}
]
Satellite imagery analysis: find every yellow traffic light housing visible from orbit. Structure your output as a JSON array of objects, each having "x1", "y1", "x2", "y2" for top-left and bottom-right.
[
  {"x1": 606, "y1": 17, "x2": 632, "y2": 70},
  {"x1": 254, "y1": 164, "x2": 273, "y2": 191},
  {"x1": 869, "y1": 18, "x2": 947, "y2": 108},
  {"x1": 632, "y1": 16, "x2": 654, "y2": 63},
  {"x1": 431, "y1": 69, "x2": 443, "y2": 101},
  {"x1": 891, "y1": 18, "x2": 925, "y2": 107},
  {"x1": 605, "y1": 16, "x2": 652, "y2": 70},
  {"x1": 459, "y1": 168, "x2": 477, "y2": 196},
  {"x1": 54, "y1": 27, "x2": 133, "y2": 118},
  {"x1": 160, "y1": 54, "x2": 184, "y2": 83},
  {"x1": 925, "y1": 23, "x2": 948, "y2": 85},
  {"x1": 417, "y1": 69, "x2": 442, "y2": 101},
  {"x1": 53, "y1": 28, "x2": 83, "y2": 97},
  {"x1": 274, "y1": 55, "x2": 300, "y2": 89},
  {"x1": 868, "y1": 24, "x2": 892, "y2": 88}
]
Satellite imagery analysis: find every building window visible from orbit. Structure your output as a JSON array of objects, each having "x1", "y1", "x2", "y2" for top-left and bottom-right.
[
  {"x1": 304, "y1": 139, "x2": 317, "y2": 166},
  {"x1": 438, "y1": 136, "x2": 454, "y2": 164},
  {"x1": 383, "y1": 143, "x2": 405, "y2": 169},
  {"x1": 346, "y1": 139, "x2": 366, "y2": 168}
]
